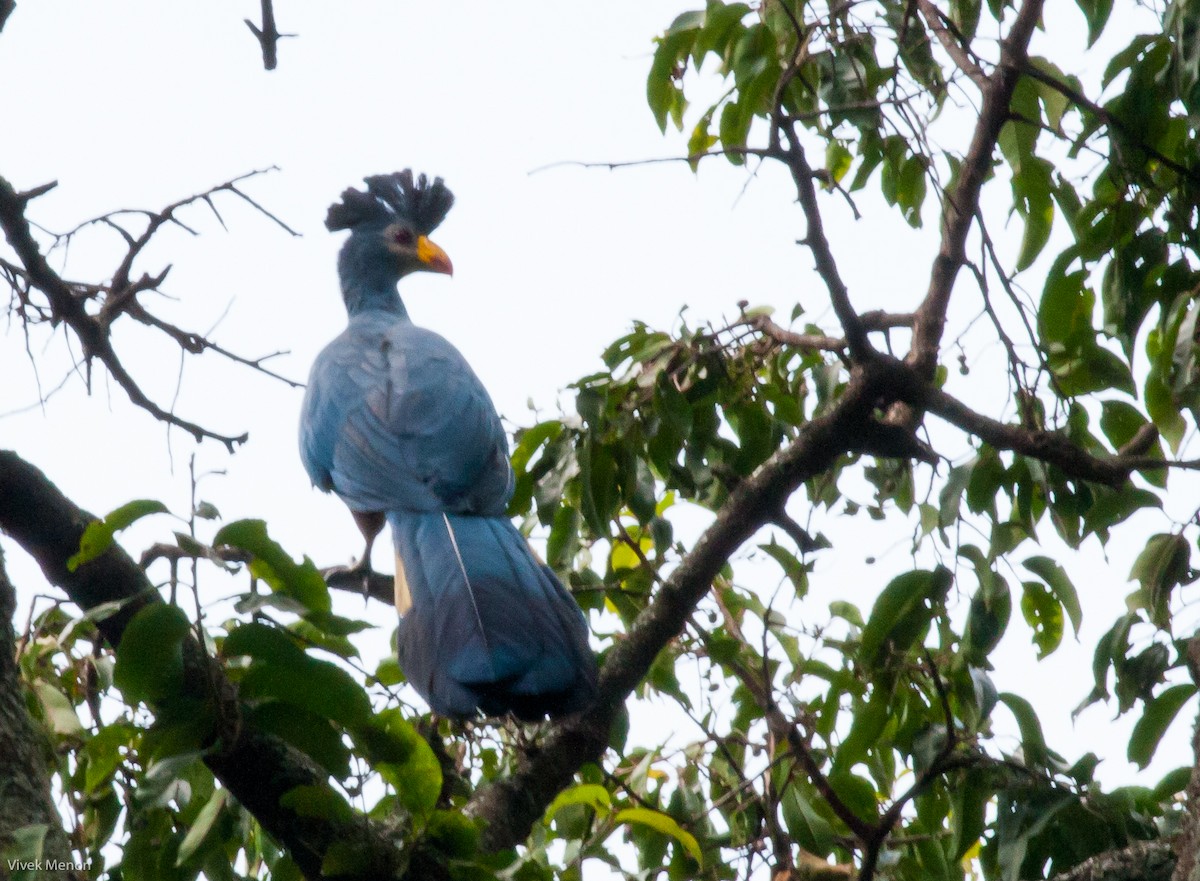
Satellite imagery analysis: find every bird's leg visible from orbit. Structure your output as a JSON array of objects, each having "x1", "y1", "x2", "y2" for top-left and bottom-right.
[
  {"x1": 350, "y1": 510, "x2": 386, "y2": 573},
  {"x1": 317, "y1": 510, "x2": 386, "y2": 597}
]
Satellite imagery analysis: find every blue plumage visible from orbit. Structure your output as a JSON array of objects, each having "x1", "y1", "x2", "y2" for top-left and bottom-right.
[{"x1": 300, "y1": 171, "x2": 597, "y2": 720}]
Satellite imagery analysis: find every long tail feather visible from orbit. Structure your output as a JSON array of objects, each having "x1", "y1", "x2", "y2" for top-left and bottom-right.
[{"x1": 387, "y1": 511, "x2": 597, "y2": 719}]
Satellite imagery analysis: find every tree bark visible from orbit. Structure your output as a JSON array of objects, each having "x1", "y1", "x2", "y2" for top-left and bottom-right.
[
  {"x1": 1052, "y1": 840, "x2": 1175, "y2": 881},
  {"x1": 0, "y1": 548, "x2": 79, "y2": 878},
  {"x1": 1171, "y1": 636, "x2": 1200, "y2": 881},
  {"x1": 0, "y1": 450, "x2": 428, "y2": 881}
]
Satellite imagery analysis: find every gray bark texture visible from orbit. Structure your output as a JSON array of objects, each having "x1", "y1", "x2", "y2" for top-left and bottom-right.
[
  {"x1": 0, "y1": 547, "x2": 79, "y2": 878},
  {"x1": 1048, "y1": 839, "x2": 1175, "y2": 881},
  {"x1": 1170, "y1": 636, "x2": 1200, "y2": 881}
]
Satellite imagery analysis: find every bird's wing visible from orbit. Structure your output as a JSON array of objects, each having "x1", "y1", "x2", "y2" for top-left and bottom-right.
[{"x1": 300, "y1": 313, "x2": 513, "y2": 515}]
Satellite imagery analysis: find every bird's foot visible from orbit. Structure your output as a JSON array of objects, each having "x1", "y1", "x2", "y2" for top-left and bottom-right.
[{"x1": 320, "y1": 561, "x2": 385, "y2": 600}]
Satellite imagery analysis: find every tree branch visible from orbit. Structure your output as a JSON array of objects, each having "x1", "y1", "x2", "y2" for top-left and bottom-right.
[
  {"x1": 747, "y1": 310, "x2": 915, "y2": 353},
  {"x1": 0, "y1": 550, "x2": 79, "y2": 876},
  {"x1": 0, "y1": 451, "x2": 431, "y2": 881},
  {"x1": 244, "y1": 0, "x2": 288, "y2": 71},
  {"x1": 1020, "y1": 61, "x2": 1200, "y2": 188},
  {"x1": 1047, "y1": 839, "x2": 1173, "y2": 881},
  {"x1": 915, "y1": 0, "x2": 988, "y2": 88},
  {"x1": 778, "y1": 129, "x2": 871, "y2": 359},
  {"x1": 466, "y1": 361, "x2": 892, "y2": 848},
  {"x1": 907, "y1": 0, "x2": 1045, "y2": 377},
  {"x1": 0, "y1": 170, "x2": 298, "y2": 450}
]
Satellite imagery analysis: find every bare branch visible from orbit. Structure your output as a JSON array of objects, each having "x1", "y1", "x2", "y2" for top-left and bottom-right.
[
  {"x1": 777, "y1": 129, "x2": 871, "y2": 359},
  {"x1": 0, "y1": 169, "x2": 300, "y2": 448},
  {"x1": 244, "y1": 0, "x2": 294, "y2": 71},
  {"x1": 746, "y1": 310, "x2": 915, "y2": 352},
  {"x1": 908, "y1": 0, "x2": 1045, "y2": 377},
  {"x1": 916, "y1": 0, "x2": 988, "y2": 88}
]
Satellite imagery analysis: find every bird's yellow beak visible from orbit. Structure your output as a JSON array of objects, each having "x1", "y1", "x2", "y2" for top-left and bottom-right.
[{"x1": 416, "y1": 236, "x2": 453, "y2": 276}]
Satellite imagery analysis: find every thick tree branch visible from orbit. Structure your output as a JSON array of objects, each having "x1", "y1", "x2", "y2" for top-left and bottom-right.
[
  {"x1": 0, "y1": 551, "x2": 79, "y2": 876},
  {"x1": 0, "y1": 0, "x2": 14, "y2": 35},
  {"x1": 466, "y1": 360, "x2": 895, "y2": 849},
  {"x1": 906, "y1": 379, "x2": 1191, "y2": 486},
  {"x1": 0, "y1": 451, "x2": 431, "y2": 881},
  {"x1": 1048, "y1": 840, "x2": 1173, "y2": 881},
  {"x1": 908, "y1": 0, "x2": 1044, "y2": 376}
]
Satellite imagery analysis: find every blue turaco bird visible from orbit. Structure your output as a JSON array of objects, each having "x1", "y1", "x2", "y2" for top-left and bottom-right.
[{"x1": 300, "y1": 171, "x2": 597, "y2": 720}]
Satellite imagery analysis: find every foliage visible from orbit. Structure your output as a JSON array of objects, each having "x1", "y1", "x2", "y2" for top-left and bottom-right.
[{"x1": 10, "y1": 0, "x2": 1200, "y2": 879}]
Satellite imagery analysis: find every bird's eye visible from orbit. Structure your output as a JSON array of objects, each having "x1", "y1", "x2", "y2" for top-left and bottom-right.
[{"x1": 393, "y1": 228, "x2": 416, "y2": 247}]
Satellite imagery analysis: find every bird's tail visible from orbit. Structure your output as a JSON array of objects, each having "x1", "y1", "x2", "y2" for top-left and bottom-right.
[{"x1": 387, "y1": 510, "x2": 597, "y2": 720}]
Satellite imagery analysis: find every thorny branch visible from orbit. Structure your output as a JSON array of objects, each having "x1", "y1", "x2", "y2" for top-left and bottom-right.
[{"x1": 0, "y1": 168, "x2": 300, "y2": 450}]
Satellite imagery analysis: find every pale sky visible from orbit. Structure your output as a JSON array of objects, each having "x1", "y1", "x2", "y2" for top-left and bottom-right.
[{"x1": 1, "y1": 1, "x2": 1193, "y2": 856}]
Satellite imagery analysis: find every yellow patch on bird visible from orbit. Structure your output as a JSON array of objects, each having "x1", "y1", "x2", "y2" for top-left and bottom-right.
[{"x1": 394, "y1": 550, "x2": 413, "y2": 616}]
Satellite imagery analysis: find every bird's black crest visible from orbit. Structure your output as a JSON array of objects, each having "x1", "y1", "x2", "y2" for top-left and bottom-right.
[{"x1": 325, "y1": 170, "x2": 455, "y2": 236}]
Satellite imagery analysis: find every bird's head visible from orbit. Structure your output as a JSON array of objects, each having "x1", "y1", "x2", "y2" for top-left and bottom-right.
[{"x1": 326, "y1": 171, "x2": 454, "y2": 312}]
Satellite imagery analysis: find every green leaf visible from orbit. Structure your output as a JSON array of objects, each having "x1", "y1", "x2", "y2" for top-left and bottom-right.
[
  {"x1": 963, "y1": 570, "x2": 1012, "y2": 663},
  {"x1": 68, "y1": 499, "x2": 169, "y2": 571},
  {"x1": 1075, "y1": 0, "x2": 1115, "y2": 45},
  {"x1": 825, "y1": 142, "x2": 853, "y2": 186},
  {"x1": 759, "y1": 539, "x2": 808, "y2": 596},
  {"x1": 1129, "y1": 533, "x2": 1192, "y2": 628},
  {"x1": 614, "y1": 807, "x2": 702, "y2": 865},
  {"x1": 950, "y1": 0, "x2": 981, "y2": 41},
  {"x1": 1129, "y1": 683, "x2": 1197, "y2": 768},
  {"x1": 247, "y1": 702, "x2": 352, "y2": 779},
  {"x1": 860, "y1": 568, "x2": 952, "y2": 668},
  {"x1": 648, "y1": 29, "x2": 695, "y2": 132},
  {"x1": 175, "y1": 788, "x2": 228, "y2": 866},
  {"x1": 357, "y1": 709, "x2": 442, "y2": 820},
  {"x1": 579, "y1": 438, "x2": 619, "y2": 538},
  {"x1": 1023, "y1": 556, "x2": 1083, "y2": 637},
  {"x1": 229, "y1": 626, "x2": 372, "y2": 728},
  {"x1": 999, "y1": 693, "x2": 1049, "y2": 766},
  {"x1": 33, "y1": 680, "x2": 84, "y2": 737},
  {"x1": 1038, "y1": 257, "x2": 1090, "y2": 348},
  {"x1": 780, "y1": 788, "x2": 834, "y2": 855},
  {"x1": 84, "y1": 722, "x2": 137, "y2": 793},
  {"x1": 835, "y1": 688, "x2": 890, "y2": 773},
  {"x1": 214, "y1": 520, "x2": 331, "y2": 615},
  {"x1": 950, "y1": 771, "x2": 987, "y2": 861},
  {"x1": 279, "y1": 785, "x2": 354, "y2": 822},
  {"x1": 425, "y1": 811, "x2": 481, "y2": 859},
  {"x1": 544, "y1": 783, "x2": 612, "y2": 824},
  {"x1": 114, "y1": 604, "x2": 190, "y2": 702},
  {"x1": 1020, "y1": 581, "x2": 1064, "y2": 658}
]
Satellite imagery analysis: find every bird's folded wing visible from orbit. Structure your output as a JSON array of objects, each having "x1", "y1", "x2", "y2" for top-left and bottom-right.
[{"x1": 300, "y1": 316, "x2": 513, "y2": 515}]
